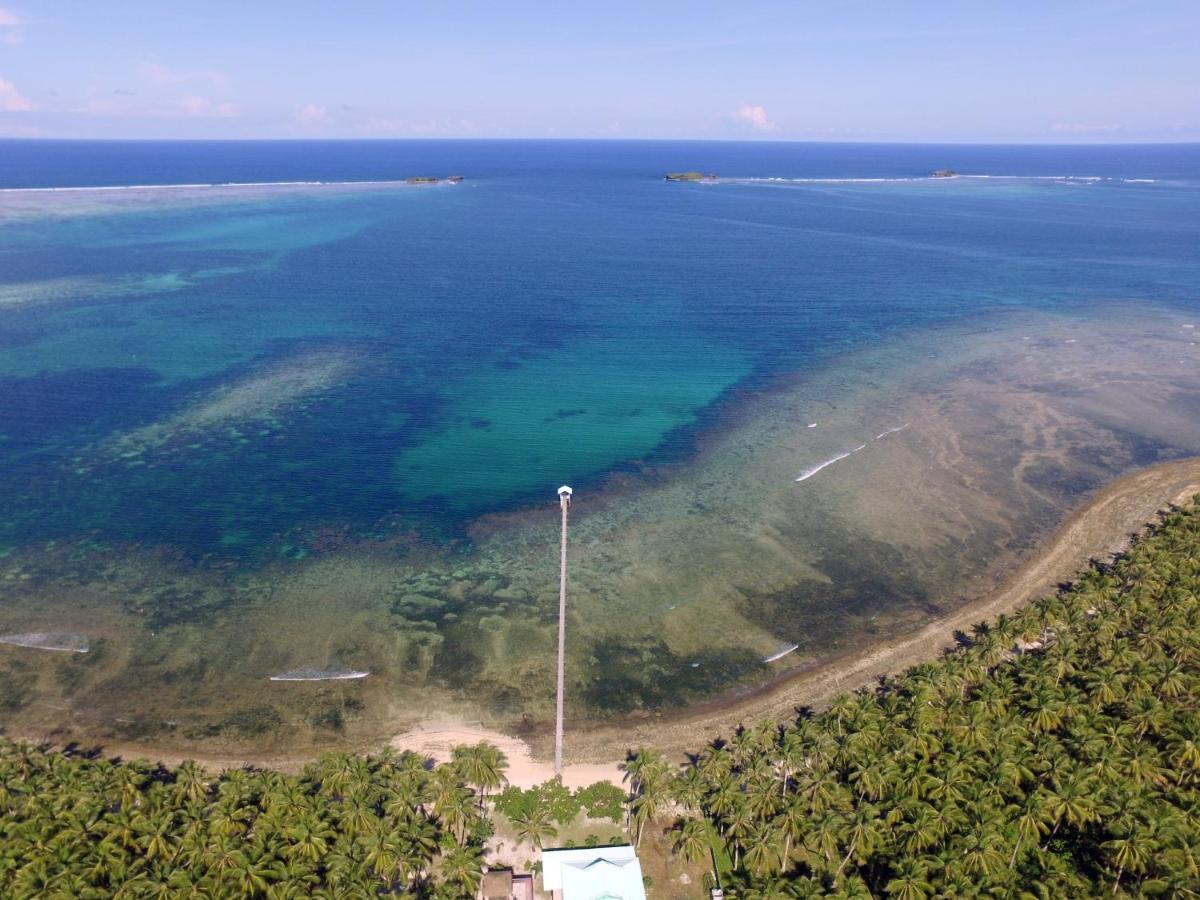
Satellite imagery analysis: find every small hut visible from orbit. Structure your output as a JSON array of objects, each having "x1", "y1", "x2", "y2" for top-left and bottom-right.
[{"x1": 481, "y1": 867, "x2": 534, "y2": 900}]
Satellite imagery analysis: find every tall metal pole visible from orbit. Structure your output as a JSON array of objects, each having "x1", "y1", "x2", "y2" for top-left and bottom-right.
[{"x1": 554, "y1": 486, "x2": 571, "y2": 776}]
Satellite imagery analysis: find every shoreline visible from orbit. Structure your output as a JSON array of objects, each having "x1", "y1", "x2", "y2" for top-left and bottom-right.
[
  {"x1": 24, "y1": 454, "x2": 1200, "y2": 776},
  {"x1": 545, "y1": 455, "x2": 1200, "y2": 763}
]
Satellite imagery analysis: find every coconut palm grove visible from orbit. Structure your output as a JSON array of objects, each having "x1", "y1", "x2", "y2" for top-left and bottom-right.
[{"x1": 2, "y1": 499, "x2": 1198, "y2": 896}]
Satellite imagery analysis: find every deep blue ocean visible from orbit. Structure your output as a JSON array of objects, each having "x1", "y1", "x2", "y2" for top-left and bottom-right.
[{"x1": 2, "y1": 140, "x2": 1199, "y2": 559}]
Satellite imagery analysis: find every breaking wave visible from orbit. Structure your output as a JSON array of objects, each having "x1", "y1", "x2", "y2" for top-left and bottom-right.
[
  {"x1": 795, "y1": 444, "x2": 867, "y2": 482},
  {"x1": 0, "y1": 179, "x2": 416, "y2": 194},
  {"x1": 795, "y1": 423, "x2": 911, "y2": 483},
  {"x1": 730, "y1": 175, "x2": 1159, "y2": 185}
]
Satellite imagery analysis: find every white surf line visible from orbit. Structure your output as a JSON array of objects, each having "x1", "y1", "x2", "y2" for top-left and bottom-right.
[
  {"x1": 795, "y1": 444, "x2": 867, "y2": 482},
  {"x1": 795, "y1": 423, "x2": 912, "y2": 483},
  {"x1": 875, "y1": 423, "x2": 910, "y2": 440},
  {"x1": 763, "y1": 643, "x2": 799, "y2": 663},
  {"x1": 741, "y1": 177, "x2": 915, "y2": 184},
  {"x1": 0, "y1": 179, "x2": 419, "y2": 194},
  {"x1": 732, "y1": 174, "x2": 1130, "y2": 185}
]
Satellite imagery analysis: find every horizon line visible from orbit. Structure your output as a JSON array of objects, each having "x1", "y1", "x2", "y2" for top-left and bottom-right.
[{"x1": 1, "y1": 135, "x2": 1198, "y2": 147}]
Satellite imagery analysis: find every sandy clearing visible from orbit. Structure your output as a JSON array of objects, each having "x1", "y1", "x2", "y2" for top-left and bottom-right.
[{"x1": 389, "y1": 722, "x2": 622, "y2": 789}]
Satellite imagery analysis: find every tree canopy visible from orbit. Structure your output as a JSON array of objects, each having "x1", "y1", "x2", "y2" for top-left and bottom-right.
[
  {"x1": 0, "y1": 741, "x2": 506, "y2": 897},
  {"x1": 640, "y1": 498, "x2": 1200, "y2": 896}
]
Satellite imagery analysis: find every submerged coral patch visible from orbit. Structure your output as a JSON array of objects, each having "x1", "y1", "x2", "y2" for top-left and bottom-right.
[
  {"x1": 0, "y1": 273, "x2": 188, "y2": 310},
  {"x1": 103, "y1": 349, "x2": 355, "y2": 458}
]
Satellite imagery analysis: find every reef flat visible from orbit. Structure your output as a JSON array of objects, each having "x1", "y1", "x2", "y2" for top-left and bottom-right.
[{"x1": 3, "y1": 302, "x2": 1199, "y2": 757}]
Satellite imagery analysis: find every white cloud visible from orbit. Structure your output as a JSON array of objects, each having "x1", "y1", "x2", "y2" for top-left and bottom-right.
[
  {"x1": 730, "y1": 104, "x2": 777, "y2": 132},
  {"x1": 0, "y1": 76, "x2": 34, "y2": 111},
  {"x1": 142, "y1": 62, "x2": 229, "y2": 88},
  {"x1": 74, "y1": 90, "x2": 239, "y2": 120},
  {"x1": 411, "y1": 118, "x2": 476, "y2": 136},
  {"x1": 1052, "y1": 122, "x2": 1122, "y2": 134},
  {"x1": 0, "y1": 7, "x2": 26, "y2": 43},
  {"x1": 359, "y1": 116, "x2": 406, "y2": 135},
  {"x1": 294, "y1": 102, "x2": 329, "y2": 124},
  {"x1": 179, "y1": 96, "x2": 238, "y2": 118},
  {"x1": 77, "y1": 98, "x2": 119, "y2": 116},
  {"x1": 357, "y1": 116, "x2": 477, "y2": 137}
]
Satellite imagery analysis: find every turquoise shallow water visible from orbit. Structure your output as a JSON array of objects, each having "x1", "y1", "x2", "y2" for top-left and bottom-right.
[{"x1": 1, "y1": 141, "x2": 1198, "y2": 558}]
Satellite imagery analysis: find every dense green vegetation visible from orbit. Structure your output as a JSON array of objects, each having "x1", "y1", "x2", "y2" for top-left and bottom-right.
[
  {"x1": 0, "y1": 741, "x2": 508, "y2": 897},
  {"x1": 492, "y1": 778, "x2": 626, "y2": 850},
  {"x1": 631, "y1": 498, "x2": 1200, "y2": 896},
  {"x1": 665, "y1": 171, "x2": 713, "y2": 181}
]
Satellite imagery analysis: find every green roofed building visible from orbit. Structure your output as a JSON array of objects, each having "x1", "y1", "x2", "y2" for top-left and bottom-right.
[{"x1": 540, "y1": 845, "x2": 647, "y2": 900}]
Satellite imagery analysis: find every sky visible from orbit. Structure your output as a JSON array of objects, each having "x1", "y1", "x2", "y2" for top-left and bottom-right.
[{"x1": 1, "y1": 1, "x2": 1198, "y2": 142}]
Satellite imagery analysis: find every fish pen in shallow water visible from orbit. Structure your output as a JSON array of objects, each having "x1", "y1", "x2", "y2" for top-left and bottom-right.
[
  {"x1": 763, "y1": 642, "x2": 799, "y2": 663},
  {"x1": 0, "y1": 632, "x2": 90, "y2": 653},
  {"x1": 268, "y1": 666, "x2": 369, "y2": 682}
]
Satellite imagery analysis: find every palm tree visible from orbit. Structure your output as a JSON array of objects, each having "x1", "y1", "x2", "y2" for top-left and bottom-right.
[
  {"x1": 229, "y1": 849, "x2": 273, "y2": 896},
  {"x1": 670, "y1": 766, "x2": 706, "y2": 811},
  {"x1": 434, "y1": 785, "x2": 477, "y2": 844},
  {"x1": 359, "y1": 824, "x2": 402, "y2": 885},
  {"x1": 172, "y1": 761, "x2": 210, "y2": 806},
  {"x1": 673, "y1": 817, "x2": 719, "y2": 886},
  {"x1": 1103, "y1": 827, "x2": 1155, "y2": 893},
  {"x1": 451, "y1": 742, "x2": 508, "y2": 812},
  {"x1": 885, "y1": 858, "x2": 934, "y2": 899},
  {"x1": 284, "y1": 820, "x2": 335, "y2": 864},
  {"x1": 621, "y1": 748, "x2": 669, "y2": 798},
  {"x1": 743, "y1": 821, "x2": 783, "y2": 876},
  {"x1": 438, "y1": 844, "x2": 483, "y2": 896},
  {"x1": 837, "y1": 805, "x2": 886, "y2": 876},
  {"x1": 135, "y1": 812, "x2": 178, "y2": 863},
  {"x1": 774, "y1": 797, "x2": 808, "y2": 871},
  {"x1": 508, "y1": 805, "x2": 558, "y2": 850}
]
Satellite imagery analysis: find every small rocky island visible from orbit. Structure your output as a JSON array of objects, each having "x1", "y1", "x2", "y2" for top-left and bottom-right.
[
  {"x1": 404, "y1": 175, "x2": 465, "y2": 184},
  {"x1": 931, "y1": 169, "x2": 957, "y2": 178},
  {"x1": 665, "y1": 171, "x2": 717, "y2": 182}
]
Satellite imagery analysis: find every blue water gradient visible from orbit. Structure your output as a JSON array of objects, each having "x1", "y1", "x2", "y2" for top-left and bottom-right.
[{"x1": 1, "y1": 141, "x2": 1198, "y2": 558}]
